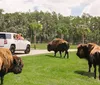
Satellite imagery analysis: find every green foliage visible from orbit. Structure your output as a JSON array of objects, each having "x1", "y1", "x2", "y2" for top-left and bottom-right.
[
  {"x1": 29, "y1": 21, "x2": 43, "y2": 43},
  {"x1": 29, "y1": 21, "x2": 42, "y2": 31},
  {"x1": 0, "y1": 9, "x2": 100, "y2": 44}
]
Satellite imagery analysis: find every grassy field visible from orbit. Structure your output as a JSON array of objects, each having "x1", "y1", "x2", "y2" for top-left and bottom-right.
[
  {"x1": 31, "y1": 43, "x2": 77, "y2": 49},
  {"x1": 3, "y1": 52, "x2": 100, "y2": 85}
]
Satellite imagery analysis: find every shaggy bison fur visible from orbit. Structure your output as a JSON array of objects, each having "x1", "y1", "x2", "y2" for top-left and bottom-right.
[
  {"x1": 0, "y1": 48, "x2": 23, "y2": 85},
  {"x1": 76, "y1": 43, "x2": 100, "y2": 79}
]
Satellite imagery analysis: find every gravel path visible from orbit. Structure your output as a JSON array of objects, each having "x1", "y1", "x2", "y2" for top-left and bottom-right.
[{"x1": 16, "y1": 49, "x2": 77, "y2": 57}]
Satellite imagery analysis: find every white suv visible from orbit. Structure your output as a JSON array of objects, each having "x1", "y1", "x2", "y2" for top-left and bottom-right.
[{"x1": 0, "y1": 32, "x2": 31, "y2": 54}]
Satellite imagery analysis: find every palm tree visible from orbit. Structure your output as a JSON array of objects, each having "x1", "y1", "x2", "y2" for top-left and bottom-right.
[
  {"x1": 77, "y1": 25, "x2": 91, "y2": 44},
  {"x1": 29, "y1": 21, "x2": 42, "y2": 49}
]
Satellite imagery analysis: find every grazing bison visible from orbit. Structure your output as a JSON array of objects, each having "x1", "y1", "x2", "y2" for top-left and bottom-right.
[
  {"x1": 47, "y1": 38, "x2": 69, "y2": 58},
  {"x1": 76, "y1": 43, "x2": 100, "y2": 79},
  {"x1": 0, "y1": 48, "x2": 23, "y2": 85}
]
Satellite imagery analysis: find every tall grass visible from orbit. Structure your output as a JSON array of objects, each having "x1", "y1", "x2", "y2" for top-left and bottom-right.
[{"x1": 3, "y1": 52, "x2": 100, "y2": 85}]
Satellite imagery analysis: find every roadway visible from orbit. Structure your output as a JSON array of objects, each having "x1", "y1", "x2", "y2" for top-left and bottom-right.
[{"x1": 15, "y1": 49, "x2": 77, "y2": 57}]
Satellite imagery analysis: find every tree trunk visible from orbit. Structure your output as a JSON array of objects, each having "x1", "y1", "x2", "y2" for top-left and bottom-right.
[
  {"x1": 34, "y1": 31, "x2": 36, "y2": 49},
  {"x1": 61, "y1": 34, "x2": 64, "y2": 39},
  {"x1": 31, "y1": 31, "x2": 34, "y2": 43},
  {"x1": 82, "y1": 34, "x2": 85, "y2": 44}
]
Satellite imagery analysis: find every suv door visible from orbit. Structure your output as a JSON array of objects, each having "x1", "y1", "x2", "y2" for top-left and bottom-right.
[
  {"x1": 14, "y1": 39, "x2": 20, "y2": 50},
  {"x1": 18, "y1": 39, "x2": 26, "y2": 50}
]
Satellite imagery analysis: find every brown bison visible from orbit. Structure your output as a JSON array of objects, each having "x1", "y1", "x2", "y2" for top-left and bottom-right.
[
  {"x1": 0, "y1": 48, "x2": 23, "y2": 85},
  {"x1": 47, "y1": 38, "x2": 69, "y2": 58},
  {"x1": 76, "y1": 43, "x2": 100, "y2": 79}
]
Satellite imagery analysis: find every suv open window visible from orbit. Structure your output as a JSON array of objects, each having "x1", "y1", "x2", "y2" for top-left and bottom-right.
[
  {"x1": 13, "y1": 34, "x2": 24, "y2": 40},
  {"x1": 0, "y1": 34, "x2": 11, "y2": 39}
]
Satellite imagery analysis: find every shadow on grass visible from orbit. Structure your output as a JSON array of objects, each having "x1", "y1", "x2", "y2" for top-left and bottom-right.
[{"x1": 74, "y1": 70, "x2": 94, "y2": 78}]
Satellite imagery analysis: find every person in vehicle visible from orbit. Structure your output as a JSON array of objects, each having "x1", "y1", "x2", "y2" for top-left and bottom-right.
[{"x1": 14, "y1": 34, "x2": 24, "y2": 40}]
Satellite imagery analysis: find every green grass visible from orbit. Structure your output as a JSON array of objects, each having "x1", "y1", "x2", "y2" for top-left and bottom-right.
[
  {"x1": 31, "y1": 43, "x2": 77, "y2": 49},
  {"x1": 31, "y1": 43, "x2": 47, "y2": 49},
  {"x1": 69, "y1": 44, "x2": 77, "y2": 49},
  {"x1": 3, "y1": 52, "x2": 100, "y2": 85}
]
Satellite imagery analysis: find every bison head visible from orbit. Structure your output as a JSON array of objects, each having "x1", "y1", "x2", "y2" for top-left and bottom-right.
[
  {"x1": 76, "y1": 44, "x2": 89, "y2": 59},
  {"x1": 11, "y1": 55, "x2": 23, "y2": 74},
  {"x1": 76, "y1": 43, "x2": 97, "y2": 59},
  {"x1": 47, "y1": 42, "x2": 54, "y2": 51}
]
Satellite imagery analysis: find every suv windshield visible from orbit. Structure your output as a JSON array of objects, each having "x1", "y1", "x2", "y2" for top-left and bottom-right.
[{"x1": 0, "y1": 34, "x2": 11, "y2": 39}]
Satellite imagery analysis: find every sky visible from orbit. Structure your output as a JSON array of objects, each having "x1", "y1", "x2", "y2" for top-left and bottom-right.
[{"x1": 0, "y1": 0, "x2": 100, "y2": 16}]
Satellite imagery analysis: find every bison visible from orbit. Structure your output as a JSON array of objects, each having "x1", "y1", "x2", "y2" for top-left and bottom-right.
[
  {"x1": 76, "y1": 43, "x2": 100, "y2": 79},
  {"x1": 47, "y1": 38, "x2": 69, "y2": 58},
  {"x1": 89, "y1": 44, "x2": 100, "y2": 79},
  {"x1": 76, "y1": 43, "x2": 95, "y2": 72},
  {"x1": 0, "y1": 48, "x2": 23, "y2": 85}
]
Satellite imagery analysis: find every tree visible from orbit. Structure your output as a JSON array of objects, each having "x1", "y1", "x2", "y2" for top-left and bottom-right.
[
  {"x1": 77, "y1": 15, "x2": 91, "y2": 44},
  {"x1": 0, "y1": 9, "x2": 4, "y2": 31},
  {"x1": 56, "y1": 14, "x2": 70, "y2": 39},
  {"x1": 29, "y1": 21, "x2": 42, "y2": 49}
]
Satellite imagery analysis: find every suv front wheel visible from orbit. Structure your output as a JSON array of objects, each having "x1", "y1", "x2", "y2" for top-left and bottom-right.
[
  {"x1": 24, "y1": 45, "x2": 30, "y2": 54},
  {"x1": 10, "y1": 45, "x2": 15, "y2": 54}
]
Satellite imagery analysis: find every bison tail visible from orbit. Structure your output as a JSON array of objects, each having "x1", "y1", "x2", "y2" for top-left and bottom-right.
[
  {"x1": 65, "y1": 42, "x2": 69, "y2": 49},
  {"x1": 68, "y1": 43, "x2": 70, "y2": 49}
]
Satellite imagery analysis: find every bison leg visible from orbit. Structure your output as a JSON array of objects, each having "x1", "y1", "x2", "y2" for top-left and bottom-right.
[
  {"x1": 88, "y1": 61, "x2": 92, "y2": 72},
  {"x1": 54, "y1": 51, "x2": 57, "y2": 57},
  {"x1": 59, "y1": 51, "x2": 62, "y2": 57},
  {"x1": 0, "y1": 76, "x2": 4, "y2": 85},
  {"x1": 64, "y1": 51, "x2": 69, "y2": 58},
  {"x1": 67, "y1": 51, "x2": 69, "y2": 59},
  {"x1": 93, "y1": 64, "x2": 96, "y2": 79},
  {"x1": 98, "y1": 65, "x2": 100, "y2": 80}
]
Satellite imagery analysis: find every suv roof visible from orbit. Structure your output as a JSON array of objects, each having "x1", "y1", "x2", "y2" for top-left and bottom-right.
[
  {"x1": 0, "y1": 32, "x2": 16, "y2": 34},
  {"x1": 0, "y1": 32, "x2": 16, "y2": 39}
]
